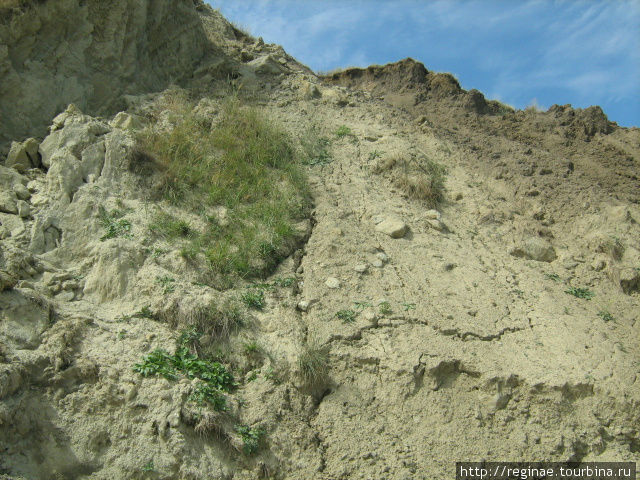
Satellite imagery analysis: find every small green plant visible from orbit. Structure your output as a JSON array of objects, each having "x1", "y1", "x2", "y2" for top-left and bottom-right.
[
  {"x1": 335, "y1": 125, "x2": 354, "y2": 139},
  {"x1": 149, "y1": 212, "x2": 192, "y2": 239},
  {"x1": 336, "y1": 309, "x2": 357, "y2": 323},
  {"x1": 118, "y1": 329, "x2": 127, "y2": 340},
  {"x1": 243, "y1": 341, "x2": 260, "y2": 354},
  {"x1": 189, "y1": 382, "x2": 227, "y2": 411},
  {"x1": 133, "y1": 347, "x2": 235, "y2": 392},
  {"x1": 563, "y1": 306, "x2": 570, "y2": 315},
  {"x1": 246, "y1": 371, "x2": 258, "y2": 382},
  {"x1": 99, "y1": 206, "x2": 132, "y2": 241},
  {"x1": 142, "y1": 460, "x2": 154, "y2": 472},
  {"x1": 545, "y1": 273, "x2": 561, "y2": 282},
  {"x1": 151, "y1": 248, "x2": 169, "y2": 258},
  {"x1": 272, "y1": 277, "x2": 296, "y2": 287},
  {"x1": 133, "y1": 305, "x2": 155, "y2": 319},
  {"x1": 241, "y1": 289, "x2": 265, "y2": 310},
  {"x1": 263, "y1": 366, "x2": 281, "y2": 384},
  {"x1": 597, "y1": 310, "x2": 614, "y2": 322},
  {"x1": 303, "y1": 135, "x2": 332, "y2": 166},
  {"x1": 156, "y1": 275, "x2": 176, "y2": 294},
  {"x1": 368, "y1": 150, "x2": 383, "y2": 161},
  {"x1": 401, "y1": 302, "x2": 416, "y2": 311},
  {"x1": 178, "y1": 327, "x2": 201, "y2": 351},
  {"x1": 565, "y1": 287, "x2": 595, "y2": 300},
  {"x1": 378, "y1": 301, "x2": 392, "y2": 315},
  {"x1": 234, "y1": 424, "x2": 265, "y2": 455},
  {"x1": 353, "y1": 301, "x2": 372, "y2": 311}
]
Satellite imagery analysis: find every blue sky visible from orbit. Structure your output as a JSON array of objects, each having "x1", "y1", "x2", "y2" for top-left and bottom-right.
[{"x1": 208, "y1": 1, "x2": 640, "y2": 127}]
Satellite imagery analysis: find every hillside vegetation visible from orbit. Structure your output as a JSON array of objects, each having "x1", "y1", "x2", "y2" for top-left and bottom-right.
[{"x1": 0, "y1": 1, "x2": 638, "y2": 479}]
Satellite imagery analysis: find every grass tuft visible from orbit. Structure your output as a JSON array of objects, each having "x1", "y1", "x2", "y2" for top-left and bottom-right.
[
  {"x1": 373, "y1": 155, "x2": 447, "y2": 207},
  {"x1": 298, "y1": 342, "x2": 329, "y2": 385},
  {"x1": 137, "y1": 96, "x2": 312, "y2": 281},
  {"x1": 241, "y1": 289, "x2": 265, "y2": 310},
  {"x1": 234, "y1": 424, "x2": 265, "y2": 455},
  {"x1": 565, "y1": 287, "x2": 595, "y2": 300},
  {"x1": 336, "y1": 309, "x2": 357, "y2": 323},
  {"x1": 99, "y1": 206, "x2": 132, "y2": 241}
]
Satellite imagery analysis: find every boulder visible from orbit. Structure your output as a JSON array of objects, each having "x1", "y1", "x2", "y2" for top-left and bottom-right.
[
  {"x1": 375, "y1": 217, "x2": 408, "y2": 238},
  {"x1": 510, "y1": 237, "x2": 557, "y2": 262},
  {"x1": 249, "y1": 55, "x2": 286, "y2": 75},
  {"x1": 80, "y1": 141, "x2": 106, "y2": 182},
  {"x1": 6, "y1": 138, "x2": 40, "y2": 172},
  {"x1": 46, "y1": 149, "x2": 84, "y2": 200},
  {"x1": 0, "y1": 190, "x2": 17, "y2": 214},
  {"x1": 39, "y1": 107, "x2": 110, "y2": 168},
  {"x1": 325, "y1": 277, "x2": 341, "y2": 289},
  {"x1": 109, "y1": 112, "x2": 144, "y2": 131},
  {"x1": 16, "y1": 201, "x2": 30, "y2": 218}
]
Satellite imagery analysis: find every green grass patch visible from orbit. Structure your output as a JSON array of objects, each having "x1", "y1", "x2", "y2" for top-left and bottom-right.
[
  {"x1": 565, "y1": 287, "x2": 595, "y2": 300},
  {"x1": 597, "y1": 310, "x2": 614, "y2": 322},
  {"x1": 149, "y1": 212, "x2": 192, "y2": 239},
  {"x1": 99, "y1": 206, "x2": 132, "y2": 241},
  {"x1": 378, "y1": 301, "x2": 392, "y2": 315},
  {"x1": 234, "y1": 424, "x2": 265, "y2": 455},
  {"x1": 335, "y1": 125, "x2": 355, "y2": 139},
  {"x1": 241, "y1": 289, "x2": 265, "y2": 310},
  {"x1": 137, "y1": 96, "x2": 312, "y2": 282},
  {"x1": 336, "y1": 309, "x2": 357, "y2": 323},
  {"x1": 156, "y1": 275, "x2": 176, "y2": 294}
]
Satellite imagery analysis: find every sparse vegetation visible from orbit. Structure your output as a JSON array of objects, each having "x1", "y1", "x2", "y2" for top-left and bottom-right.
[
  {"x1": 302, "y1": 133, "x2": 332, "y2": 166},
  {"x1": 243, "y1": 341, "x2": 260, "y2": 354},
  {"x1": 335, "y1": 125, "x2": 354, "y2": 139},
  {"x1": 149, "y1": 212, "x2": 192, "y2": 239},
  {"x1": 234, "y1": 424, "x2": 265, "y2": 454},
  {"x1": 565, "y1": 287, "x2": 595, "y2": 300},
  {"x1": 263, "y1": 366, "x2": 280, "y2": 384},
  {"x1": 189, "y1": 382, "x2": 227, "y2": 410},
  {"x1": 353, "y1": 301, "x2": 372, "y2": 311},
  {"x1": 373, "y1": 154, "x2": 447, "y2": 207},
  {"x1": 241, "y1": 289, "x2": 265, "y2": 310},
  {"x1": 597, "y1": 310, "x2": 614, "y2": 322},
  {"x1": 336, "y1": 309, "x2": 357, "y2": 323},
  {"x1": 141, "y1": 460, "x2": 155, "y2": 472},
  {"x1": 378, "y1": 301, "x2": 392, "y2": 315},
  {"x1": 133, "y1": 345, "x2": 235, "y2": 394},
  {"x1": 136, "y1": 95, "x2": 311, "y2": 282},
  {"x1": 99, "y1": 206, "x2": 132, "y2": 241},
  {"x1": 134, "y1": 305, "x2": 155, "y2": 319},
  {"x1": 298, "y1": 342, "x2": 329, "y2": 385},
  {"x1": 401, "y1": 302, "x2": 416, "y2": 311},
  {"x1": 545, "y1": 273, "x2": 561, "y2": 282},
  {"x1": 155, "y1": 275, "x2": 176, "y2": 294},
  {"x1": 368, "y1": 150, "x2": 383, "y2": 161}
]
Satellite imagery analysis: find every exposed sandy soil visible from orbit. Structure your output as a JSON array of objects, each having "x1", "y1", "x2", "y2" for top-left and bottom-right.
[{"x1": 0, "y1": 2, "x2": 638, "y2": 480}]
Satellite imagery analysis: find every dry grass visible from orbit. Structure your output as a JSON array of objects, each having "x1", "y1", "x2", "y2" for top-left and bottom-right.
[
  {"x1": 298, "y1": 341, "x2": 329, "y2": 386},
  {"x1": 373, "y1": 154, "x2": 447, "y2": 207}
]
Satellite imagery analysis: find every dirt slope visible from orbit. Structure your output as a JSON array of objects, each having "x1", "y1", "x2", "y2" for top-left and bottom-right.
[{"x1": 1, "y1": 3, "x2": 639, "y2": 480}]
